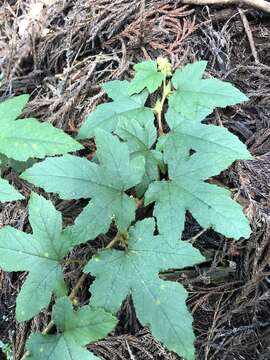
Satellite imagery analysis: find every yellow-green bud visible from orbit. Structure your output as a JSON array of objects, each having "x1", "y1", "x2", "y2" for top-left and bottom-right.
[
  {"x1": 157, "y1": 57, "x2": 172, "y2": 77},
  {"x1": 72, "y1": 297, "x2": 79, "y2": 306}
]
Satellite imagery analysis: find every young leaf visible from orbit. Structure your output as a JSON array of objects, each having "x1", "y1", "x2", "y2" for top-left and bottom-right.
[
  {"x1": 0, "y1": 193, "x2": 74, "y2": 321},
  {"x1": 0, "y1": 94, "x2": 29, "y2": 123},
  {"x1": 169, "y1": 61, "x2": 248, "y2": 120},
  {"x1": 0, "y1": 178, "x2": 24, "y2": 202},
  {"x1": 26, "y1": 297, "x2": 117, "y2": 360},
  {"x1": 128, "y1": 60, "x2": 163, "y2": 95},
  {"x1": 85, "y1": 218, "x2": 204, "y2": 360},
  {"x1": 78, "y1": 80, "x2": 154, "y2": 139},
  {"x1": 145, "y1": 149, "x2": 251, "y2": 242},
  {"x1": 21, "y1": 130, "x2": 145, "y2": 243},
  {"x1": 0, "y1": 118, "x2": 83, "y2": 162},
  {"x1": 115, "y1": 117, "x2": 162, "y2": 195}
]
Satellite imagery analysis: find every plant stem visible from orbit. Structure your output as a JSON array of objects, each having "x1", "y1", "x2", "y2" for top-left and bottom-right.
[
  {"x1": 21, "y1": 350, "x2": 30, "y2": 359},
  {"x1": 106, "y1": 233, "x2": 121, "y2": 249},
  {"x1": 69, "y1": 273, "x2": 88, "y2": 301},
  {"x1": 156, "y1": 74, "x2": 168, "y2": 136},
  {"x1": 135, "y1": 197, "x2": 144, "y2": 208}
]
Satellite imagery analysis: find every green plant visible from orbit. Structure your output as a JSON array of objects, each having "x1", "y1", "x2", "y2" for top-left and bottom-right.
[
  {"x1": 0, "y1": 59, "x2": 252, "y2": 360},
  {"x1": 0, "y1": 95, "x2": 82, "y2": 202}
]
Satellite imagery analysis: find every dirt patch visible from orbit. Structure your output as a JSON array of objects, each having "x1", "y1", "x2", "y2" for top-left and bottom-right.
[{"x1": 0, "y1": 1, "x2": 270, "y2": 359}]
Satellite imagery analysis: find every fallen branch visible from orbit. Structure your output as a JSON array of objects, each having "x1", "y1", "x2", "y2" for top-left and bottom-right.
[
  {"x1": 238, "y1": 8, "x2": 260, "y2": 63},
  {"x1": 180, "y1": 0, "x2": 270, "y2": 14}
]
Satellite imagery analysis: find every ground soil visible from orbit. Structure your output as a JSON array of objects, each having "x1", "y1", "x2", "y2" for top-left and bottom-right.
[{"x1": 0, "y1": 1, "x2": 270, "y2": 359}]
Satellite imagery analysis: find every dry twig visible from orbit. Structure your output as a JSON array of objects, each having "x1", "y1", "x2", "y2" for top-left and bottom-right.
[{"x1": 238, "y1": 8, "x2": 260, "y2": 64}]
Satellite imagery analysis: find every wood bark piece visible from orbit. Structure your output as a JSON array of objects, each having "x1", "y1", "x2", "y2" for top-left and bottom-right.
[{"x1": 180, "y1": 0, "x2": 270, "y2": 14}]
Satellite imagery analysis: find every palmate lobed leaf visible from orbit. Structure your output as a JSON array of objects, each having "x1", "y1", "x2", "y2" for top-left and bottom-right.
[
  {"x1": 77, "y1": 80, "x2": 154, "y2": 140},
  {"x1": 145, "y1": 177, "x2": 251, "y2": 243},
  {"x1": 0, "y1": 193, "x2": 75, "y2": 321},
  {"x1": 85, "y1": 218, "x2": 204, "y2": 360},
  {"x1": 27, "y1": 297, "x2": 117, "y2": 360},
  {"x1": 169, "y1": 61, "x2": 248, "y2": 120},
  {"x1": 150, "y1": 74, "x2": 252, "y2": 242},
  {"x1": 128, "y1": 60, "x2": 163, "y2": 95},
  {"x1": 21, "y1": 130, "x2": 145, "y2": 244},
  {"x1": 145, "y1": 110, "x2": 252, "y2": 241}
]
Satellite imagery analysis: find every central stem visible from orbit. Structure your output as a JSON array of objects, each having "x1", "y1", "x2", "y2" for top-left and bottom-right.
[
  {"x1": 157, "y1": 77, "x2": 165, "y2": 135},
  {"x1": 156, "y1": 74, "x2": 170, "y2": 136}
]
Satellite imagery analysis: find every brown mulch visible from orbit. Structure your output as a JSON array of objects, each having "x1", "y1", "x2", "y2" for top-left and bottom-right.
[{"x1": 0, "y1": 1, "x2": 270, "y2": 359}]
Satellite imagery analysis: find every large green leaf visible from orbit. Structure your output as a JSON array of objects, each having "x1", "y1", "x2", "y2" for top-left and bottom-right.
[
  {"x1": 0, "y1": 193, "x2": 74, "y2": 321},
  {"x1": 115, "y1": 117, "x2": 162, "y2": 196},
  {"x1": 128, "y1": 60, "x2": 163, "y2": 95},
  {"x1": 77, "y1": 80, "x2": 154, "y2": 139},
  {"x1": 26, "y1": 297, "x2": 117, "y2": 360},
  {"x1": 85, "y1": 218, "x2": 204, "y2": 360},
  {"x1": 145, "y1": 146, "x2": 251, "y2": 241},
  {"x1": 21, "y1": 130, "x2": 145, "y2": 242},
  {"x1": 0, "y1": 178, "x2": 24, "y2": 202},
  {"x1": 169, "y1": 61, "x2": 248, "y2": 120}
]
